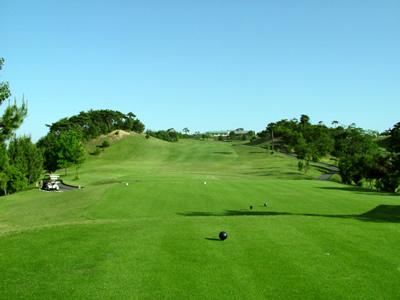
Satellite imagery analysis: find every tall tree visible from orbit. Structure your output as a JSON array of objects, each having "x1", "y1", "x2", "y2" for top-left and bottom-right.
[
  {"x1": 37, "y1": 133, "x2": 59, "y2": 173},
  {"x1": 38, "y1": 130, "x2": 86, "y2": 177},
  {"x1": 56, "y1": 130, "x2": 86, "y2": 178},
  {"x1": 0, "y1": 58, "x2": 27, "y2": 143},
  {"x1": 8, "y1": 136, "x2": 43, "y2": 184},
  {"x1": 0, "y1": 58, "x2": 29, "y2": 195},
  {"x1": 300, "y1": 114, "x2": 310, "y2": 127},
  {"x1": 387, "y1": 122, "x2": 400, "y2": 153}
]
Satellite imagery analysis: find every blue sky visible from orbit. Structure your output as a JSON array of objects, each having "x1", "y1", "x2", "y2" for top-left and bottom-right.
[{"x1": 1, "y1": 0, "x2": 399, "y2": 141}]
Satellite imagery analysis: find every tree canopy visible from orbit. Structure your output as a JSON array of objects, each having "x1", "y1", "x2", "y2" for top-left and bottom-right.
[
  {"x1": 47, "y1": 109, "x2": 145, "y2": 141},
  {"x1": 37, "y1": 130, "x2": 85, "y2": 174},
  {"x1": 146, "y1": 128, "x2": 179, "y2": 142},
  {"x1": 257, "y1": 115, "x2": 399, "y2": 192}
]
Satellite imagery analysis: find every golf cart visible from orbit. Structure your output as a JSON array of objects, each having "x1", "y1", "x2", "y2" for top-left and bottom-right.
[{"x1": 42, "y1": 174, "x2": 60, "y2": 191}]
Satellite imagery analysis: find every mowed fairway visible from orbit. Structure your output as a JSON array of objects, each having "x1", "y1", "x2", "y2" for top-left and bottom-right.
[{"x1": 0, "y1": 135, "x2": 399, "y2": 299}]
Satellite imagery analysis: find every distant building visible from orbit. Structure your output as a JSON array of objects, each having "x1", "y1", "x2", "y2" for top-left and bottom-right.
[
  {"x1": 206, "y1": 130, "x2": 231, "y2": 137},
  {"x1": 206, "y1": 128, "x2": 252, "y2": 138},
  {"x1": 232, "y1": 128, "x2": 250, "y2": 135}
]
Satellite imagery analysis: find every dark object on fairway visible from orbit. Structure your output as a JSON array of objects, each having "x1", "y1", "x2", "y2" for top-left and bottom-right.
[
  {"x1": 219, "y1": 231, "x2": 228, "y2": 241},
  {"x1": 250, "y1": 205, "x2": 253, "y2": 210}
]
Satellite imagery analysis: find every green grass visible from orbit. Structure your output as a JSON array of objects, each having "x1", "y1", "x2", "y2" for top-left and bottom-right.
[{"x1": 0, "y1": 135, "x2": 399, "y2": 299}]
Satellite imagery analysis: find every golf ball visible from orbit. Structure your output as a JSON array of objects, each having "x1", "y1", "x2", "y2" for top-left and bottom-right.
[
  {"x1": 219, "y1": 231, "x2": 228, "y2": 241},
  {"x1": 204, "y1": 181, "x2": 207, "y2": 185}
]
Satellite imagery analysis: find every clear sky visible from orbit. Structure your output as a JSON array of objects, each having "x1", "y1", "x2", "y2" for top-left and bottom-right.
[{"x1": 1, "y1": 0, "x2": 399, "y2": 141}]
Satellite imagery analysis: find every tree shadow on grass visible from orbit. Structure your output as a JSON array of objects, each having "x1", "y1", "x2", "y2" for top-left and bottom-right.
[
  {"x1": 248, "y1": 151, "x2": 267, "y2": 154},
  {"x1": 316, "y1": 186, "x2": 399, "y2": 196},
  {"x1": 213, "y1": 151, "x2": 234, "y2": 155},
  {"x1": 178, "y1": 205, "x2": 400, "y2": 223}
]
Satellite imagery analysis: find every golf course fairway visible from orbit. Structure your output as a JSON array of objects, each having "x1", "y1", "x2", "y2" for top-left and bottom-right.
[{"x1": 0, "y1": 135, "x2": 399, "y2": 299}]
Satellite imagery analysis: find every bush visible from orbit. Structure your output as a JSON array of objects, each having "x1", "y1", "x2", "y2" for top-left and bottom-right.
[
  {"x1": 6, "y1": 166, "x2": 28, "y2": 194},
  {"x1": 329, "y1": 174, "x2": 342, "y2": 183},
  {"x1": 101, "y1": 140, "x2": 110, "y2": 148},
  {"x1": 298, "y1": 160, "x2": 304, "y2": 171},
  {"x1": 146, "y1": 129, "x2": 178, "y2": 142},
  {"x1": 90, "y1": 148, "x2": 102, "y2": 156}
]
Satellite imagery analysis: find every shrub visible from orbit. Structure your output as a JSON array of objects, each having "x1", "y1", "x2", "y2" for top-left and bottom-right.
[
  {"x1": 298, "y1": 160, "x2": 304, "y2": 171},
  {"x1": 329, "y1": 174, "x2": 342, "y2": 183},
  {"x1": 101, "y1": 140, "x2": 110, "y2": 148},
  {"x1": 90, "y1": 148, "x2": 102, "y2": 156},
  {"x1": 6, "y1": 166, "x2": 28, "y2": 194}
]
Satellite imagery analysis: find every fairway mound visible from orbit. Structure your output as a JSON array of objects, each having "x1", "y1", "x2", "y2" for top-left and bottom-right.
[
  {"x1": 91, "y1": 130, "x2": 135, "y2": 146},
  {"x1": 106, "y1": 130, "x2": 134, "y2": 141}
]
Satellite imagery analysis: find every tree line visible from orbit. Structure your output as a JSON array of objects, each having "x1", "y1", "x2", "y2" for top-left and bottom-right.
[
  {"x1": 149, "y1": 128, "x2": 257, "y2": 142},
  {"x1": 257, "y1": 115, "x2": 400, "y2": 192},
  {"x1": 146, "y1": 128, "x2": 179, "y2": 142},
  {"x1": 46, "y1": 109, "x2": 144, "y2": 141}
]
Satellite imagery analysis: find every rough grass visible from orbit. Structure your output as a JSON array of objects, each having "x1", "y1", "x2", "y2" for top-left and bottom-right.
[{"x1": 0, "y1": 136, "x2": 399, "y2": 299}]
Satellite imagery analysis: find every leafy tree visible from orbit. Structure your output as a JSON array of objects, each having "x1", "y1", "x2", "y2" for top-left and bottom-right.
[
  {"x1": 5, "y1": 165, "x2": 27, "y2": 194},
  {"x1": 56, "y1": 130, "x2": 86, "y2": 178},
  {"x1": 0, "y1": 144, "x2": 9, "y2": 195},
  {"x1": 0, "y1": 58, "x2": 11, "y2": 102},
  {"x1": 0, "y1": 172, "x2": 8, "y2": 195},
  {"x1": 8, "y1": 136, "x2": 43, "y2": 184},
  {"x1": 294, "y1": 134, "x2": 313, "y2": 173},
  {"x1": 0, "y1": 58, "x2": 29, "y2": 196},
  {"x1": 37, "y1": 133, "x2": 59, "y2": 172},
  {"x1": 331, "y1": 120, "x2": 339, "y2": 128},
  {"x1": 300, "y1": 114, "x2": 310, "y2": 126},
  {"x1": 387, "y1": 122, "x2": 400, "y2": 153},
  {"x1": 0, "y1": 59, "x2": 27, "y2": 144},
  {"x1": 38, "y1": 130, "x2": 86, "y2": 177},
  {"x1": 372, "y1": 153, "x2": 400, "y2": 192},
  {"x1": 297, "y1": 160, "x2": 304, "y2": 172},
  {"x1": 146, "y1": 129, "x2": 179, "y2": 142}
]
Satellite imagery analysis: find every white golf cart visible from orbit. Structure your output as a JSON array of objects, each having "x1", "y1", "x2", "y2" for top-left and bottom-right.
[{"x1": 42, "y1": 174, "x2": 60, "y2": 191}]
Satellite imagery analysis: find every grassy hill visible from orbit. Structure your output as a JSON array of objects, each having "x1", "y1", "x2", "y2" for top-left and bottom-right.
[{"x1": 0, "y1": 135, "x2": 399, "y2": 299}]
